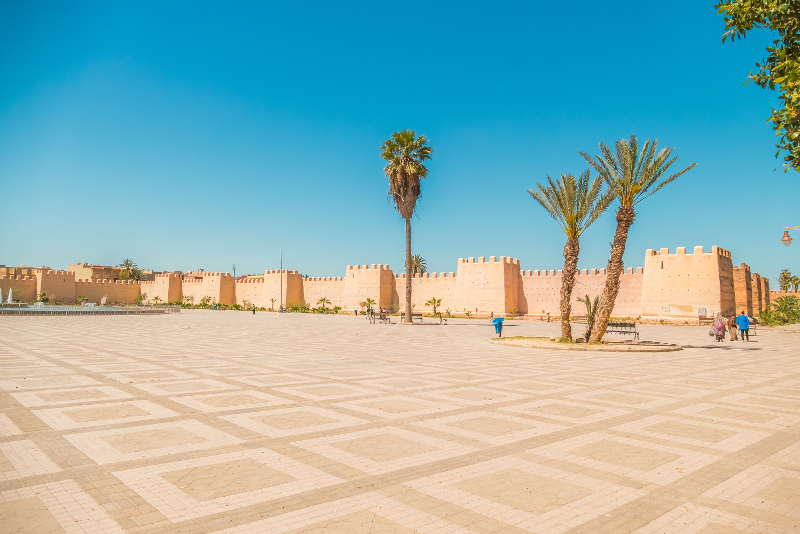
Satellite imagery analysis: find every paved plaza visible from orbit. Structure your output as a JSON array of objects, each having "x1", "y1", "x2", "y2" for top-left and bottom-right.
[{"x1": 0, "y1": 311, "x2": 799, "y2": 534}]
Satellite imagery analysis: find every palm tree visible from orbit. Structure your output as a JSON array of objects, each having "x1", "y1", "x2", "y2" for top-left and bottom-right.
[
  {"x1": 409, "y1": 255, "x2": 427, "y2": 275},
  {"x1": 581, "y1": 135, "x2": 696, "y2": 341},
  {"x1": 771, "y1": 295, "x2": 800, "y2": 323},
  {"x1": 317, "y1": 297, "x2": 330, "y2": 309},
  {"x1": 381, "y1": 130, "x2": 433, "y2": 323},
  {"x1": 365, "y1": 298, "x2": 376, "y2": 310},
  {"x1": 270, "y1": 298, "x2": 276, "y2": 310},
  {"x1": 577, "y1": 294, "x2": 601, "y2": 342},
  {"x1": 791, "y1": 276, "x2": 800, "y2": 292},
  {"x1": 530, "y1": 170, "x2": 613, "y2": 341},
  {"x1": 152, "y1": 296, "x2": 161, "y2": 305},
  {"x1": 426, "y1": 297, "x2": 441, "y2": 315}
]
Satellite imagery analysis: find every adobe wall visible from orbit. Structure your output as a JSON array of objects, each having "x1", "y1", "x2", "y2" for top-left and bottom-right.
[
  {"x1": 761, "y1": 278, "x2": 770, "y2": 310},
  {"x1": 302, "y1": 277, "x2": 345, "y2": 309},
  {"x1": 262, "y1": 270, "x2": 304, "y2": 307},
  {"x1": 454, "y1": 256, "x2": 519, "y2": 313},
  {"x1": 641, "y1": 246, "x2": 734, "y2": 318},
  {"x1": 35, "y1": 270, "x2": 76, "y2": 303},
  {"x1": 75, "y1": 279, "x2": 140, "y2": 304},
  {"x1": 732, "y1": 263, "x2": 753, "y2": 317},
  {"x1": 0, "y1": 275, "x2": 37, "y2": 302},
  {"x1": 140, "y1": 274, "x2": 182, "y2": 304},
  {"x1": 233, "y1": 278, "x2": 265, "y2": 307},
  {"x1": 518, "y1": 267, "x2": 644, "y2": 318},
  {"x1": 770, "y1": 290, "x2": 800, "y2": 301},
  {"x1": 342, "y1": 264, "x2": 394, "y2": 309},
  {"x1": 181, "y1": 272, "x2": 235, "y2": 305},
  {"x1": 752, "y1": 273, "x2": 762, "y2": 314},
  {"x1": 394, "y1": 272, "x2": 457, "y2": 313}
]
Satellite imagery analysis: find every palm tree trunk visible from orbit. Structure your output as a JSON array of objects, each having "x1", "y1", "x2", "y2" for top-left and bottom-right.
[
  {"x1": 590, "y1": 205, "x2": 636, "y2": 342},
  {"x1": 560, "y1": 237, "x2": 579, "y2": 340},
  {"x1": 404, "y1": 217, "x2": 413, "y2": 324}
]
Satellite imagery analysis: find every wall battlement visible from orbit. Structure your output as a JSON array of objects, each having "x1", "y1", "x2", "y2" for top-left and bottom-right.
[
  {"x1": 3, "y1": 244, "x2": 760, "y2": 318},
  {"x1": 347, "y1": 264, "x2": 391, "y2": 271},
  {"x1": 645, "y1": 246, "x2": 732, "y2": 258}
]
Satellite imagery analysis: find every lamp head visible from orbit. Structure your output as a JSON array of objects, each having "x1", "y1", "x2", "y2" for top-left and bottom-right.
[{"x1": 781, "y1": 230, "x2": 794, "y2": 247}]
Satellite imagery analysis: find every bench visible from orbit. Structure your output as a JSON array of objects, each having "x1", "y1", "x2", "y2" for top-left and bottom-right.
[
  {"x1": 370, "y1": 312, "x2": 391, "y2": 324},
  {"x1": 571, "y1": 315, "x2": 587, "y2": 324},
  {"x1": 698, "y1": 315, "x2": 714, "y2": 325},
  {"x1": 399, "y1": 312, "x2": 424, "y2": 323},
  {"x1": 606, "y1": 321, "x2": 639, "y2": 340}
]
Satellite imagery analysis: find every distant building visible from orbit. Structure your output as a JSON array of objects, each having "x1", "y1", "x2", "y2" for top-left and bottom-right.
[{"x1": 68, "y1": 263, "x2": 123, "y2": 281}]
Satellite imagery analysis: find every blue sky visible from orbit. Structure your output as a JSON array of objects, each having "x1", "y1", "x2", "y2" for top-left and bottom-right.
[{"x1": 1, "y1": 1, "x2": 798, "y2": 281}]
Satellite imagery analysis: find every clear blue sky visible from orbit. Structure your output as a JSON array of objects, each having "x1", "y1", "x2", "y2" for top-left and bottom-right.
[{"x1": 2, "y1": 1, "x2": 798, "y2": 281}]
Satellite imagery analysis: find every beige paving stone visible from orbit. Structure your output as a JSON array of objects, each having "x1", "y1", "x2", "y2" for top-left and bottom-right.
[
  {"x1": 222, "y1": 406, "x2": 367, "y2": 438},
  {"x1": 2, "y1": 312, "x2": 800, "y2": 533},
  {"x1": 293, "y1": 426, "x2": 476, "y2": 474},
  {"x1": 113, "y1": 448, "x2": 343, "y2": 521}
]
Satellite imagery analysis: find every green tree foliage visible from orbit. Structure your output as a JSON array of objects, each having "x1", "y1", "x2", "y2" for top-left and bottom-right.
[
  {"x1": 317, "y1": 297, "x2": 330, "y2": 309},
  {"x1": 717, "y1": 0, "x2": 800, "y2": 171},
  {"x1": 409, "y1": 255, "x2": 427, "y2": 274},
  {"x1": 529, "y1": 170, "x2": 614, "y2": 341},
  {"x1": 381, "y1": 130, "x2": 433, "y2": 323},
  {"x1": 779, "y1": 268, "x2": 793, "y2": 290},
  {"x1": 581, "y1": 135, "x2": 696, "y2": 341},
  {"x1": 792, "y1": 275, "x2": 800, "y2": 290},
  {"x1": 425, "y1": 297, "x2": 441, "y2": 314},
  {"x1": 118, "y1": 259, "x2": 144, "y2": 281}
]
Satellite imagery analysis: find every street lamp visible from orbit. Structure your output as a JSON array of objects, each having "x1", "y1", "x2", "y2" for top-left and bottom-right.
[{"x1": 781, "y1": 226, "x2": 800, "y2": 247}]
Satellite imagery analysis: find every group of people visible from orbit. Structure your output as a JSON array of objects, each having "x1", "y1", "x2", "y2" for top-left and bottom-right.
[{"x1": 711, "y1": 310, "x2": 751, "y2": 342}]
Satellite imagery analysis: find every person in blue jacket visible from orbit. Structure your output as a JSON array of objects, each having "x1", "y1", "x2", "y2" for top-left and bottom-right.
[{"x1": 735, "y1": 310, "x2": 750, "y2": 341}]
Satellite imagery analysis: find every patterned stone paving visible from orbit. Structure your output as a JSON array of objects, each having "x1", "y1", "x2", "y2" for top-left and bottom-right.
[{"x1": 0, "y1": 311, "x2": 798, "y2": 533}]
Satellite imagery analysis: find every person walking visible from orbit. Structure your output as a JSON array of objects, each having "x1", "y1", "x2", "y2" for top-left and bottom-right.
[
  {"x1": 735, "y1": 310, "x2": 750, "y2": 341},
  {"x1": 727, "y1": 314, "x2": 738, "y2": 341}
]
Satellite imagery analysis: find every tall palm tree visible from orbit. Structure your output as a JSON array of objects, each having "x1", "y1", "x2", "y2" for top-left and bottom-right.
[
  {"x1": 791, "y1": 276, "x2": 800, "y2": 292},
  {"x1": 381, "y1": 130, "x2": 433, "y2": 324},
  {"x1": 581, "y1": 135, "x2": 696, "y2": 341},
  {"x1": 409, "y1": 255, "x2": 427, "y2": 275},
  {"x1": 530, "y1": 170, "x2": 613, "y2": 341}
]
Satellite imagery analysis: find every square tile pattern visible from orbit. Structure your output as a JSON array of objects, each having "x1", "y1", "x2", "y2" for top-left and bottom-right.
[{"x1": 1, "y1": 313, "x2": 799, "y2": 533}]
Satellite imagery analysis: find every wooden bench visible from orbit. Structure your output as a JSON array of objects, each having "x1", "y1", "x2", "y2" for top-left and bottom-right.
[
  {"x1": 606, "y1": 321, "x2": 639, "y2": 340},
  {"x1": 399, "y1": 312, "x2": 424, "y2": 323},
  {"x1": 698, "y1": 315, "x2": 714, "y2": 325},
  {"x1": 571, "y1": 315, "x2": 588, "y2": 324}
]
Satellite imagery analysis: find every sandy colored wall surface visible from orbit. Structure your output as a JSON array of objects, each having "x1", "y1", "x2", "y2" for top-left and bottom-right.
[
  {"x1": 770, "y1": 290, "x2": 800, "y2": 301},
  {"x1": 641, "y1": 246, "x2": 734, "y2": 318},
  {"x1": 140, "y1": 274, "x2": 182, "y2": 304},
  {"x1": 394, "y1": 272, "x2": 457, "y2": 314},
  {"x1": 518, "y1": 267, "x2": 644, "y2": 318},
  {"x1": 342, "y1": 265, "x2": 393, "y2": 310},
  {"x1": 733, "y1": 263, "x2": 753, "y2": 317},
  {"x1": 302, "y1": 277, "x2": 345, "y2": 309},
  {"x1": 75, "y1": 279, "x2": 140, "y2": 304},
  {"x1": 36, "y1": 270, "x2": 76, "y2": 303},
  {"x1": 0, "y1": 275, "x2": 37, "y2": 302}
]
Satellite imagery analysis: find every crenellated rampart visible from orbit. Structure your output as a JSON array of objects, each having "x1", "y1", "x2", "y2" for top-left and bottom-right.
[{"x1": 5, "y1": 245, "x2": 766, "y2": 318}]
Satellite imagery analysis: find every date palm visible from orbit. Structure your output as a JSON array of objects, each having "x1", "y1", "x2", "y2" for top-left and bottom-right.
[
  {"x1": 530, "y1": 170, "x2": 613, "y2": 341},
  {"x1": 409, "y1": 255, "x2": 427, "y2": 275},
  {"x1": 317, "y1": 297, "x2": 330, "y2": 309},
  {"x1": 381, "y1": 130, "x2": 433, "y2": 323},
  {"x1": 581, "y1": 135, "x2": 696, "y2": 341}
]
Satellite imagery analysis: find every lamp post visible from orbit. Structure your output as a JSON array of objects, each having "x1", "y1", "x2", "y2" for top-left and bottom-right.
[{"x1": 781, "y1": 226, "x2": 800, "y2": 247}]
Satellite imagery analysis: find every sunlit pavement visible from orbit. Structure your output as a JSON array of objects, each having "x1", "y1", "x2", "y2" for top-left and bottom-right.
[{"x1": 1, "y1": 311, "x2": 798, "y2": 533}]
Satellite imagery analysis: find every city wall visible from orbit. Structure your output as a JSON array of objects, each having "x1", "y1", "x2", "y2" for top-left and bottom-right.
[
  {"x1": 770, "y1": 290, "x2": 800, "y2": 302},
  {"x1": 640, "y1": 246, "x2": 735, "y2": 319},
  {"x1": 5, "y1": 245, "x2": 770, "y2": 321}
]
